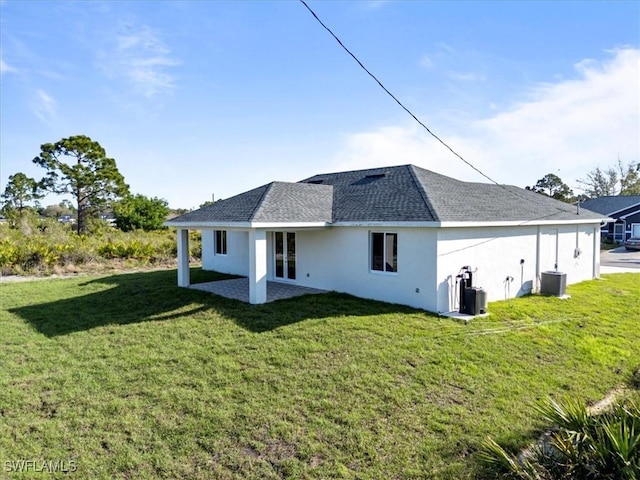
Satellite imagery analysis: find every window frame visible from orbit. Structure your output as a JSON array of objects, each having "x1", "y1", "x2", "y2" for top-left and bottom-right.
[
  {"x1": 370, "y1": 231, "x2": 398, "y2": 274},
  {"x1": 214, "y1": 230, "x2": 227, "y2": 255}
]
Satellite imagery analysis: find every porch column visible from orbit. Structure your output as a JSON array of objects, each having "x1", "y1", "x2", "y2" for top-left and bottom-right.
[
  {"x1": 593, "y1": 225, "x2": 600, "y2": 279},
  {"x1": 249, "y1": 229, "x2": 267, "y2": 304},
  {"x1": 535, "y1": 226, "x2": 541, "y2": 292},
  {"x1": 177, "y1": 228, "x2": 190, "y2": 287}
]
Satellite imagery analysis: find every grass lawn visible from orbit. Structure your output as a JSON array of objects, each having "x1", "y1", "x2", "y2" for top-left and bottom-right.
[{"x1": 1, "y1": 269, "x2": 639, "y2": 479}]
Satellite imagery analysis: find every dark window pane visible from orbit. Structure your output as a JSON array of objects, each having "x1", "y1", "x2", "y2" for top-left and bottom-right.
[
  {"x1": 275, "y1": 232, "x2": 284, "y2": 278},
  {"x1": 215, "y1": 230, "x2": 227, "y2": 255},
  {"x1": 371, "y1": 232, "x2": 384, "y2": 271},
  {"x1": 287, "y1": 232, "x2": 296, "y2": 279}
]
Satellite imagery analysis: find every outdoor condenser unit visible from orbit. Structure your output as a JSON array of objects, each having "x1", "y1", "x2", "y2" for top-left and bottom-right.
[
  {"x1": 540, "y1": 271, "x2": 567, "y2": 297},
  {"x1": 463, "y1": 287, "x2": 487, "y2": 316}
]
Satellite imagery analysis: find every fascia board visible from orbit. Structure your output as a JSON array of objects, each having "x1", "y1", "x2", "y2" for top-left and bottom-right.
[
  {"x1": 163, "y1": 221, "x2": 252, "y2": 229},
  {"x1": 620, "y1": 208, "x2": 640, "y2": 220},
  {"x1": 607, "y1": 202, "x2": 640, "y2": 216},
  {"x1": 438, "y1": 218, "x2": 611, "y2": 228},
  {"x1": 248, "y1": 222, "x2": 330, "y2": 228},
  {"x1": 331, "y1": 221, "x2": 441, "y2": 228},
  {"x1": 164, "y1": 221, "x2": 330, "y2": 229}
]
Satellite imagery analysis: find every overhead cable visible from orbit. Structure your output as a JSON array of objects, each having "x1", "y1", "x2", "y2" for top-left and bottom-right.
[{"x1": 299, "y1": 0, "x2": 503, "y2": 186}]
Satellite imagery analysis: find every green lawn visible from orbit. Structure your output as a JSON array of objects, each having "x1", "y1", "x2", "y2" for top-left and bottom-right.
[{"x1": 1, "y1": 270, "x2": 638, "y2": 479}]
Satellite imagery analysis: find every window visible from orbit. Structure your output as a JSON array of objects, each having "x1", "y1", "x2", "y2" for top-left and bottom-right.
[
  {"x1": 614, "y1": 224, "x2": 624, "y2": 243},
  {"x1": 215, "y1": 230, "x2": 227, "y2": 255},
  {"x1": 371, "y1": 232, "x2": 397, "y2": 273}
]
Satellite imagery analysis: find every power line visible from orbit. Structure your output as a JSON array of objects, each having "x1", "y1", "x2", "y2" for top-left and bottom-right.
[
  {"x1": 299, "y1": 0, "x2": 570, "y2": 216},
  {"x1": 298, "y1": 0, "x2": 501, "y2": 187}
]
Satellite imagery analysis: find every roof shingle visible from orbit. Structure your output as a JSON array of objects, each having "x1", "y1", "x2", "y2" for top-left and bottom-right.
[{"x1": 167, "y1": 164, "x2": 607, "y2": 225}]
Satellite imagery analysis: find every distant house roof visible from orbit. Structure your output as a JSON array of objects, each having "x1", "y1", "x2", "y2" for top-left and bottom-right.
[
  {"x1": 167, "y1": 165, "x2": 607, "y2": 226},
  {"x1": 579, "y1": 195, "x2": 640, "y2": 216}
]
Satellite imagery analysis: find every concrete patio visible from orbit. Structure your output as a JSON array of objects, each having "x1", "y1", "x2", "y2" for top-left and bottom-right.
[{"x1": 189, "y1": 277, "x2": 328, "y2": 303}]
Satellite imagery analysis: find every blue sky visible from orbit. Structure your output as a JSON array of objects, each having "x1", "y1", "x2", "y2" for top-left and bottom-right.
[{"x1": 1, "y1": 0, "x2": 639, "y2": 209}]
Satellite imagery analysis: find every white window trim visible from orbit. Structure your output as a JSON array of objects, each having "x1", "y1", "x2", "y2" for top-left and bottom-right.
[
  {"x1": 214, "y1": 230, "x2": 227, "y2": 256},
  {"x1": 369, "y1": 231, "x2": 398, "y2": 275}
]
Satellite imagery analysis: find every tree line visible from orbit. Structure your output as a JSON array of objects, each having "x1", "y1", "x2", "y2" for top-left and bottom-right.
[
  {"x1": 1, "y1": 135, "x2": 171, "y2": 234},
  {"x1": 526, "y1": 159, "x2": 640, "y2": 203}
]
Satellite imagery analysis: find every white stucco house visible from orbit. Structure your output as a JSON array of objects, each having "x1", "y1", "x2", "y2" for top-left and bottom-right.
[{"x1": 165, "y1": 164, "x2": 609, "y2": 314}]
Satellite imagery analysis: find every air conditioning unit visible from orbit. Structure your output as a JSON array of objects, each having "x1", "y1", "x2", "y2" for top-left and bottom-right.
[
  {"x1": 463, "y1": 287, "x2": 487, "y2": 315},
  {"x1": 540, "y1": 271, "x2": 567, "y2": 297}
]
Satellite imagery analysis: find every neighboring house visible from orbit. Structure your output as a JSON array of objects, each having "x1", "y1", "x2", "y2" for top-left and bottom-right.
[
  {"x1": 57, "y1": 215, "x2": 76, "y2": 224},
  {"x1": 166, "y1": 165, "x2": 609, "y2": 313},
  {"x1": 580, "y1": 196, "x2": 640, "y2": 242}
]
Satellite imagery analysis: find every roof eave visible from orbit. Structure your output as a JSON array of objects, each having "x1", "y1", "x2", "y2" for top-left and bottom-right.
[
  {"x1": 438, "y1": 218, "x2": 611, "y2": 227},
  {"x1": 164, "y1": 221, "x2": 331, "y2": 229}
]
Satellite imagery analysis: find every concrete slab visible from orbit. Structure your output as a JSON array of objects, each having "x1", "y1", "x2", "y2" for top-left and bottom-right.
[{"x1": 190, "y1": 277, "x2": 327, "y2": 303}]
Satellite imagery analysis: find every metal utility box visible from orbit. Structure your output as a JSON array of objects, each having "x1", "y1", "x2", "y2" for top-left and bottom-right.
[
  {"x1": 463, "y1": 287, "x2": 487, "y2": 315},
  {"x1": 540, "y1": 271, "x2": 567, "y2": 296}
]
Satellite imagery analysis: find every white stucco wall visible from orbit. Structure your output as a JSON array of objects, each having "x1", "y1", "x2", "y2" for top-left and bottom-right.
[
  {"x1": 435, "y1": 224, "x2": 600, "y2": 313},
  {"x1": 290, "y1": 227, "x2": 439, "y2": 311},
  {"x1": 198, "y1": 222, "x2": 600, "y2": 313},
  {"x1": 201, "y1": 229, "x2": 250, "y2": 276},
  {"x1": 435, "y1": 226, "x2": 539, "y2": 313}
]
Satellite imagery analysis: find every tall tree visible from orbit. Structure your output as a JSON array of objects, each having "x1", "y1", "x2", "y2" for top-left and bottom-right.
[
  {"x1": 526, "y1": 173, "x2": 574, "y2": 202},
  {"x1": 617, "y1": 159, "x2": 640, "y2": 195},
  {"x1": 33, "y1": 135, "x2": 129, "y2": 234},
  {"x1": 0, "y1": 172, "x2": 43, "y2": 223},
  {"x1": 576, "y1": 166, "x2": 618, "y2": 199},
  {"x1": 113, "y1": 194, "x2": 169, "y2": 232}
]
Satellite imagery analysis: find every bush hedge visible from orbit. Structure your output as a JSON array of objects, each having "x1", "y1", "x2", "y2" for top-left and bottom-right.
[{"x1": 0, "y1": 216, "x2": 200, "y2": 275}]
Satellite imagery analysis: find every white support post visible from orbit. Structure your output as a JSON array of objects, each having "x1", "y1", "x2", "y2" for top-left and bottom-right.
[
  {"x1": 593, "y1": 225, "x2": 600, "y2": 279},
  {"x1": 177, "y1": 228, "x2": 190, "y2": 287},
  {"x1": 249, "y1": 229, "x2": 267, "y2": 304},
  {"x1": 535, "y1": 226, "x2": 541, "y2": 293}
]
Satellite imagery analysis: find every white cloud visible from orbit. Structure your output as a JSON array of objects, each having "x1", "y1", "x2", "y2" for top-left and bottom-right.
[
  {"x1": 100, "y1": 23, "x2": 179, "y2": 98},
  {"x1": 0, "y1": 56, "x2": 17, "y2": 74},
  {"x1": 31, "y1": 89, "x2": 57, "y2": 123},
  {"x1": 330, "y1": 48, "x2": 640, "y2": 191}
]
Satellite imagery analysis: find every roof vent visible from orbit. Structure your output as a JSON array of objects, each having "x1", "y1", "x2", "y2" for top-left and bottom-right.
[{"x1": 352, "y1": 172, "x2": 387, "y2": 186}]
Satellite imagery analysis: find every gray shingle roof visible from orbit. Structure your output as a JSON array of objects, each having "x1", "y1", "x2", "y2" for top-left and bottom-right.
[
  {"x1": 579, "y1": 196, "x2": 640, "y2": 215},
  {"x1": 168, "y1": 182, "x2": 332, "y2": 224},
  {"x1": 167, "y1": 164, "x2": 607, "y2": 226}
]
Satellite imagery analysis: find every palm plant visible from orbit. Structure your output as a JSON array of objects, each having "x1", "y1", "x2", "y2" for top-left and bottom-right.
[{"x1": 479, "y1": 394, "x2": 640, "y2": 480}]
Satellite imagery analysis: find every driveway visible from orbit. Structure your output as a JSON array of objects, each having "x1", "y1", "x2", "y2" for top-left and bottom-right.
[{"x1": 601, "y1": 246, "x2": 640, "y2": 272}]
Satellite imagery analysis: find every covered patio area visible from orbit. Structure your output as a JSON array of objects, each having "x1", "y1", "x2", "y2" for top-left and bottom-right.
[{"x1": 189, "y1": 277, "x2": 328, "y2": 303}]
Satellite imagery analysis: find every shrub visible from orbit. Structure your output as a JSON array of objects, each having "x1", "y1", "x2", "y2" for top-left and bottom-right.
[
  {"x1": 479, "y1": 394, "x2": 640, "y2": 479},
  {"x1": 0, "y1": 219, "x2": 200, "y2": 275}
]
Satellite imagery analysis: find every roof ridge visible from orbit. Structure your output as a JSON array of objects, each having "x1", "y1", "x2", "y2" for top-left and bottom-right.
[
  {"x1": 248, "y1": 182, "x2": 275, "y2": 222},
  {"x1": 407, "y1": 165, "x2": 439, "y2": 221}
]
